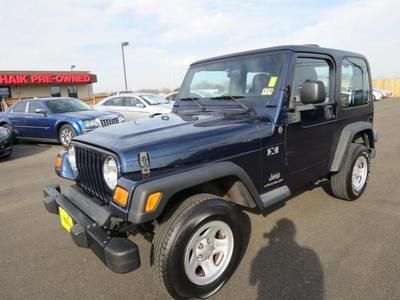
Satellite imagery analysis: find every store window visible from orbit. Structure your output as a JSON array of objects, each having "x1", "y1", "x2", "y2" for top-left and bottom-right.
[
  {"x1": 68, "y1": 86, "x2": 78, "y2": 98},
  {"x1": 50, "y1": 86, "x2": 61, "y2": 97},
  {"x1": 0, "y1": 86, "x2": 11, "y2": 99}
]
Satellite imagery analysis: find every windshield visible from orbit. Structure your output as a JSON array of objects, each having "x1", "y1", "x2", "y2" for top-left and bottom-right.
[
  {"x1": 179, "y1": 52, "x2": 286, "y2": 101},
  {"x1": 140, "y1": 94, "x2": 170, "y2": 105},
  {"x1": 46, "y1": 98, "x2": 93, "y2": 113}
]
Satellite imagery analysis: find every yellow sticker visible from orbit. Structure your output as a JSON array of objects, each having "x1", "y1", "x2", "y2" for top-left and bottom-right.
[
  {"x1": 268, "y1": 77, "x2": 278, "y2": 87},
  {"x1": 59, "y1": 207, "x2": 74, "y2": 232}
]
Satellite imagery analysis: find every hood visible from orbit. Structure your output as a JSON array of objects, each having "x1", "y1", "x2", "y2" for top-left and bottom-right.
[
  {"x1": 74, "y1": 112, "x2": 274, "y2": 174},
  {"x1": 56, "y1": 110, "x2": 121, "y2": 120}
]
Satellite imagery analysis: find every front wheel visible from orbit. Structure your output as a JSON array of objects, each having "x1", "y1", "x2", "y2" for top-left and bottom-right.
[
  {"x1": 152, "y1": 194, "x2": 249, "y2": 299},
  {"x1": 59, "y1": 124, "x2": 76, "y2": 147}
]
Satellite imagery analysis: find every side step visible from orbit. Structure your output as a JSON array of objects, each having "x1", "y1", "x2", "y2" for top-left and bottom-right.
[{"x1": 260, "y1": 185, "x2": 291, "y2": 209}]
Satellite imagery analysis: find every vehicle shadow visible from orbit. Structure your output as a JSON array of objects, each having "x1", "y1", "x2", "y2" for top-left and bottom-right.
[
  {"x1": 5, "y1": 142, "x2": 56, "y2": 161},
  {"x1": 249, "y1": 219, "x2": 324, "y2": 300}
]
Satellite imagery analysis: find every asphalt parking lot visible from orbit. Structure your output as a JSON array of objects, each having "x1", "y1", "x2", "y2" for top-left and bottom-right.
[{"x1": 1, "y1": 98, "x2": 399, "y2": 300}]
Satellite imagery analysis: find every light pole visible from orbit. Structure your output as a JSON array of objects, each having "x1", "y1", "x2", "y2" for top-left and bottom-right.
[
  {"x1": 70, "y1": 65, "x2": 76, "y2": 71},
  {"x1": 121, "y1": 41, "x2": 129, "y2": 90}
]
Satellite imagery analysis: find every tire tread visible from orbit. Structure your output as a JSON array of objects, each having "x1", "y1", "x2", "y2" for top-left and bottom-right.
[{"x1": 152, "y1": 193, "x2": 223, "y2": 298}]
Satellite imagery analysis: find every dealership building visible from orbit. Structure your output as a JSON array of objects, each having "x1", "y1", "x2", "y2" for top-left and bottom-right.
[{"x1": 0, "y1": 71, "x2": 97, "y2": 100}]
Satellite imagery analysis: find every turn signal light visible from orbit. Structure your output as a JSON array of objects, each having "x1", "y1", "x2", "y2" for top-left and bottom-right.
[
  {"x1": 113, "y1": 186, "x2": 129, "y2": 207},
  {"x1": 145, "y1": 192, "x2": 162, "y2": 213},
  {"x1": 55, "y1": 154, "x2": 62, "y2": 170}
]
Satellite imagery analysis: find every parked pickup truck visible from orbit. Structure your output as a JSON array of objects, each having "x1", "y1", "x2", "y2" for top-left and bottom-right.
[{"x1": 43, "y1": 45, "x2": 377, "y2": 299}]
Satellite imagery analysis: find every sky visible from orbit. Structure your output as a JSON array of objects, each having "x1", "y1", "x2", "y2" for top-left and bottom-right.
[{"x1": 0, "y1": 0, "x2": 399, "y2": 92}]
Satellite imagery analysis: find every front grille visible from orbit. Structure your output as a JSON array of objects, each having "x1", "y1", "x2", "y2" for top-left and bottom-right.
[
  {"x1": 100, "y1": 118, "x2": 119, "y2": 127},
  {"x1": 75, "y1": 146, "x2": 112, "y2": 203}
]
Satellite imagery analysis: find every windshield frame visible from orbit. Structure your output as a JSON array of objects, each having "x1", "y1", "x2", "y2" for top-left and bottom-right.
[
  {"x1": 177, "y1": 50, "x2": 289, "y2": 108},
  {"x1": 44, "y1": 98, "x2": 93, "y2": 114}
]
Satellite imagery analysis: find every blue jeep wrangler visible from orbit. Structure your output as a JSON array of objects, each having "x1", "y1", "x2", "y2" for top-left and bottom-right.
[{"x1": 43, "y1": 45, "x2": 377, "y2": 299}]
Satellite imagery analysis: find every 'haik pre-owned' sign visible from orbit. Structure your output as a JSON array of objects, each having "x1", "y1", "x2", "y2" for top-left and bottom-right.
[{"x1": 0, "y1": 73, "x2": 96, "y2": 85}]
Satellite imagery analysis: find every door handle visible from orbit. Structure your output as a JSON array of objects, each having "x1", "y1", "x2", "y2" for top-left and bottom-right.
[{"x1": 324, "y1": 105, "x2": 334, "y2": 120}]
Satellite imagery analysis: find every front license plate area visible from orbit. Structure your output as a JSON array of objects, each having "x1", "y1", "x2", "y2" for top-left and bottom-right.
[{"x1": 59, "y1": 207, "x2": 74, "y2": 232}]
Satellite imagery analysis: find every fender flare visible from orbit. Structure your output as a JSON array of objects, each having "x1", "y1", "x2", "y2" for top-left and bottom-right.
[
  {"x1": 55, "y1": 120, "x2": 82, "y2": 137},
  {"x1": 127, "y1": 161, "x2": 262, "y2": 224},
  {"x1": 330, "y1": 121, "x2": 375, "y2": 172}
]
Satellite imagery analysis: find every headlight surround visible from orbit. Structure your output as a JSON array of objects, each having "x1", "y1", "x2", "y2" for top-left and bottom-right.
[
  {"x1": 118, "y1": 115, "x2": 125, "y2": 123},
  {"x1": 68, "y1": 145, "x2": 77, "y2": 172},
  {"x1": 84, "y1": 119, "x2": 100, "y2": 128},
  {"x1": 103, "y1": 156, "x2": 119, "y2": 190}
]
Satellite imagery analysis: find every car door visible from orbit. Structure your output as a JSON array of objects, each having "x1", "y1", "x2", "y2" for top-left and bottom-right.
[
  {"x1": 123, "y1": 97, "x2": 150, "y2": 121},
  {"x1": 285, "y1": 55, "x2": 336, "y2": 187},
  {"x1": 8, "y1": 102, "x2": 28, "y2": 136},
  {"x1": 24, "y1": 101, "x2": 52, "y2": 138}
]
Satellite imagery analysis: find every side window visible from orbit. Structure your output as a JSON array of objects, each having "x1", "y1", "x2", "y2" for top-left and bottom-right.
[
  {"x1": 292, "y1": 58, "x2": 330, "y2": 103},
  {"x1": 12, "y1": 102, "x2": 26, "y2": 113},
  {"x1": 123, "y1": 97, "x2": 139, "y2": 107},
  {"x1": 104, "y1": 97, "x2": 123, "y2": 106},
  {"x1": 28, "y1": 101, "x2": 44, "y2": 113},
  {"x1": 341, "y1": 57, "x2": 370, "y2": 107}
]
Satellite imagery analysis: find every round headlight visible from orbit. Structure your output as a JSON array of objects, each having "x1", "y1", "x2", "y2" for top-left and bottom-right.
[
  {"x1": 68, "y1": 145, "x2": 77, "y2": 171},
  {"x1": 103, "y1": 156, "x2": 118, "y2": 190}
]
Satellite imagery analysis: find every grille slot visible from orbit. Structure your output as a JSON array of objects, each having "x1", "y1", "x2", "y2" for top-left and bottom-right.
[
  {"x1": 100, "y1": 118, "x2": 119, "y2": 127},
  {"x1": 75, "y1": 146, "x2": 112, "y2": 203}
]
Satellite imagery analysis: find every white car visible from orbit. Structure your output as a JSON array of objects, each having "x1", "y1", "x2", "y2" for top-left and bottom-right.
[
  {"x1": 373, "y1": 89, "x2": 383, "y2": 101},
  {"x1": 375, "y1": 88, "x2": 391, "y2": 98},
  {"x1": 94, "y1": 93, "x2": 173, "y2": 121}
]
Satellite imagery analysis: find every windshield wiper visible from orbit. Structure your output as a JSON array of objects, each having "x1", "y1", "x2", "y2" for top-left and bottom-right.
[
  {"x1": 210, "y1": 95, "x2": 250, "y2": 112},
  {"x1": 179, "y1": 97, "x2": 206, "y2": 110}
]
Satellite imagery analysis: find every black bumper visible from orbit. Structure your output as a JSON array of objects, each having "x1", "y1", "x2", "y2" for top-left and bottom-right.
[{"x1": 43, "y1": 184, "x2": 140, "y2": 274}]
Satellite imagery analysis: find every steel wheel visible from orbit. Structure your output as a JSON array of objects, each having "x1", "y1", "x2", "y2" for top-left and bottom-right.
[
  {"x1": 352, "y1": 156, "x2": 368, "y2": 193},
  {"x1": 184, "y1": 220, "x2": 234, "y2": 286}
]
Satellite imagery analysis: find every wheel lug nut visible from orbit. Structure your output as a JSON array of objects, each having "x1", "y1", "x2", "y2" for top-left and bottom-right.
[
  {"x1": 198, "y1": 243, "x2": 204, "y2": 249},
  {"x1": 207, "y1": 238, "x2": 211, "y2": 244}
]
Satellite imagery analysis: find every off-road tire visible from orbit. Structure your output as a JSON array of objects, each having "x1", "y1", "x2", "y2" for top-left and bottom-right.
[
  {"x1": 152, "y1": 194, "x2": 248, "y2": 299},
  {"x1": 58, "y1": 124, "x2": 76, "y2": 148},
  {"x1": 330, "y1": 143, "x2": 370, "y2": 200}
]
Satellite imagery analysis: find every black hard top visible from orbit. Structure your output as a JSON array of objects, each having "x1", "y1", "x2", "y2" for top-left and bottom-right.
[{"x1": 191, "y1": 45, "x2": 366, "y2": 65}]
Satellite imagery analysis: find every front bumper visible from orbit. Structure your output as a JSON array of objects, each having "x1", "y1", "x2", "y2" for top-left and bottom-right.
[{"x1": 43, "y1": 184, "x2": 140, "y2": 273}]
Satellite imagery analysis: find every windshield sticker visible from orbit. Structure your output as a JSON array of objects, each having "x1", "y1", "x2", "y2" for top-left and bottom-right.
[
  {"x1": 262, "y1": 88, "x2": 274, "y2": 95},
  {"x1": 268, "y1": 77, "x2": 278, "y2": 87}
]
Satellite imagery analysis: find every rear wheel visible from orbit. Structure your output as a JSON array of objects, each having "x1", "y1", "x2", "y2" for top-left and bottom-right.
[
  {"x1": 59, "y1": 124, "x2": 76, "y2": 147},
  {"x1": 152, "y1": 194, "x2": 248, "y2": 299},
  {"x1": 330, "y1": 143, "x2": 370, "y2": 200}
]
